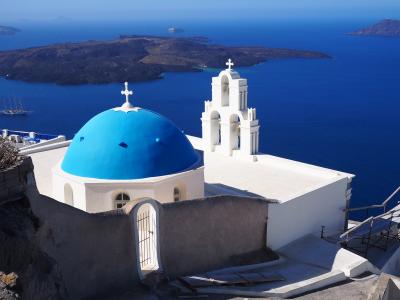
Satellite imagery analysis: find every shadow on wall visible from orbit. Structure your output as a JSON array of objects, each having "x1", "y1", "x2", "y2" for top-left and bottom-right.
[
  {"x1": 26, "y1": 180, "x2": 275, "y2": 298},
  {"x1": 26, "y1": 186, "x2": 140, "y2": 299},
  {"x1": 156, "y1": 195, "x2": 276, "y2": 278}
]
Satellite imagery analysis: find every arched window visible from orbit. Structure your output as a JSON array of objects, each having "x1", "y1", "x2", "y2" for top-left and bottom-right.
[
  {"x1": 173, "y1": 187, "x2": 181, "y2": 202},
  {"x1": 64, "y1": 183, "x2": 74, "y2": 206},
  {"x1": 115, "y1": 193, "x2": 130, "y2": 209}
]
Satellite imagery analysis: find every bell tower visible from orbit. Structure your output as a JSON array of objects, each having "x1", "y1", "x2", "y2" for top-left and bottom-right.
[{"x1": 201, "y1": 59, "x2": 260, "y2": 157}]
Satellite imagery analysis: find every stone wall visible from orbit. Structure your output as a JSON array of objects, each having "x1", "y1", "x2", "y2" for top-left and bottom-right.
[
  {"x1": 0, "y1": 157, "x2": 33, "y2": 205},
  {"x1": 1, "y1": 157, "x2": 141, "y2": 299},
  {"x1": 158, "y1": 196, "x2": 271, "y2": 278}
]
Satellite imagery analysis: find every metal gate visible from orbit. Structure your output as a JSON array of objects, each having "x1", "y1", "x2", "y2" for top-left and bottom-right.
[{"x1": 137, "y1": 206, "x2": 157, "y2": 270}]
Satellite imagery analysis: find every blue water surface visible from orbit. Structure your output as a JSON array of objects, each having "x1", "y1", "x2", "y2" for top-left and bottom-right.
[{"x1": 0, "y1": 19, "x2": 399, "y2": 217}]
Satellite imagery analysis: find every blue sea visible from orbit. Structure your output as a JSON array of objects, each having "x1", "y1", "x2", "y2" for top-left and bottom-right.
[{"x1": 0, "y1": 19, "x2": 399, "y2": 217}]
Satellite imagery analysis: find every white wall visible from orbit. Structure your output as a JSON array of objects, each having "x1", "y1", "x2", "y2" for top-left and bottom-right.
[
  {"x1": 53, "y1": 164, "x2": 205, "y2": 213},
  {"x1": 154, "y1": 167, "x2": 204, "y2": 203},
  {"x1": 52, "y1": 174, "x2": 87, "y2": 211},
  {"x1": 85, "y1": 184, "x2": 156, "y2": 213},
  {"x1": 267, "y1": 177, "x2": 349, "y2": 250}
]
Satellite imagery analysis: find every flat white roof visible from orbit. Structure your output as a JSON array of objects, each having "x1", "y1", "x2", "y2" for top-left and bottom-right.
[
  {"x1": 187, "y1": 135, "x2": 354, "y2": 202},
  {"x1": 29, "y1": 136, "x2": 354, "y2": 203}
]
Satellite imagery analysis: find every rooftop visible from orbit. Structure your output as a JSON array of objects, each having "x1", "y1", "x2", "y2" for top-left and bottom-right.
[
  {"x1": 29, "y1": 135, "x2": 353, "y2": 203},
  {"x1": 187, "y1": 135, "x2": 354, "y2": 203}
]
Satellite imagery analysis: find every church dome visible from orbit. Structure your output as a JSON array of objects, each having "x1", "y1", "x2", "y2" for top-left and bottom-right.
[{"x1": 61, "y1": 108, "x2": 199, "y2": 180}]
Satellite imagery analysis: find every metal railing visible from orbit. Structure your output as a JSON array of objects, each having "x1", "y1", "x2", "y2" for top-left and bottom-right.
[
  {"x1": 2, "y1": 129, "x2": 62, "y2": 141},
  {"x1": 346, "y1": 186, "x2": 400, "y2": 218}
]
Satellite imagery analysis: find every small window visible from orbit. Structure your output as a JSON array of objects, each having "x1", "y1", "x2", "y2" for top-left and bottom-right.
[
  {"x1": 115, "y1": 193, "x2": 130, "y2": 209},
  {"x1": 173, "y1": 187, "x2": 181, "y2": 202}
]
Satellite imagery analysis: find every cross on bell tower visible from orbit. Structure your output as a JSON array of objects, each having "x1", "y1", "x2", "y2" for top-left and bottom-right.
[{"x1": 226, "y1": 58, "x2": 234, "y2": 71}]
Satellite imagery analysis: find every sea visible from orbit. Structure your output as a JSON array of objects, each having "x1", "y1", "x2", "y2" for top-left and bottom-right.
[{"x1": 0, "y1": 19, "x2": 399, "y2": 218}]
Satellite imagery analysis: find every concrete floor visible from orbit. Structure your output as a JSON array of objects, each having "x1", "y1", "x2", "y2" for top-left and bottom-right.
[{"x1": 164, "y1": 236, "x2": 379, "y2": 299}]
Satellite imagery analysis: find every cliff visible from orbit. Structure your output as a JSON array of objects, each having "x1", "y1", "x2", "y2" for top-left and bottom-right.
[{"x1": 0, "y1": 158, "x2": 67, "y2": 299}]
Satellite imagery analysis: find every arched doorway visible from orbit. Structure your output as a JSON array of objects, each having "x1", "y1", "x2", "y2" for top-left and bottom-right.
[
  {"x1": 221, "y1": 75, "x2": 230, "y2": 106},
  {"x1": 210, "y1": 111, "x2": 221, "y2": 147},
  {"x1": 230, "y1": 114, "x2": 241, "y2": 150},
  {"x1": 64, "y1": 183, "x2": 74, "y2": 206},
  {"x1": 134, "y1": 201, "x2": 161, "y2": 279}
]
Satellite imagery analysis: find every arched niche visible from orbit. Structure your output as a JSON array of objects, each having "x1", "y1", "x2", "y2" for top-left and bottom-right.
[{"x1": 64, "y1": 183, "x2": 74, "y2": 206}]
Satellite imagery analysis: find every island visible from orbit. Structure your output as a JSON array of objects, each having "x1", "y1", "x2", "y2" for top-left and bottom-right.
[
  {"x1": 349, "y1": 19, "x2": 400, "y2": 37},
  {"x1": 0, "y1": 25, "x2": 20, "y2": 35},
  {"x1": 0, "y1": 35, "x2": 330, "y2": 85}
]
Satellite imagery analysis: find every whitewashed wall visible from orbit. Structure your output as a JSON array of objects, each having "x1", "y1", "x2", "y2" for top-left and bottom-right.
[
  {"x1": 267, "y1": 177, "x2": 349, "y2": 250},
  {"x1": 52, "y1": 174, "x2": 87, "y2": 211},
  {"x1": 53, "y1": 164, "x2": 204, "y2": 213}
]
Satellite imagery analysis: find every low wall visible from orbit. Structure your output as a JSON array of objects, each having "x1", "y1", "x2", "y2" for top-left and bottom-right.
[
  {"x1": 158, "y1": 196, "x2": 270, "y2": 278},
  {"x1": 0, "y1": 157, "x2": 33, "y2": 204},
  {"x1": 27, "y1": 186, "x2": 140, "y2": 299}
]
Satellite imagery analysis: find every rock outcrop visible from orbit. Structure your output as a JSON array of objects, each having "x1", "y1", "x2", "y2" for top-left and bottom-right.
[{"x1": 0, "y1": 157, "x2": 67, "y2": 299}]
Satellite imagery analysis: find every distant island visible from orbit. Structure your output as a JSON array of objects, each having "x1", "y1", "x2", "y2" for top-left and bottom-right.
[
  {"x1": 349, "y1": 19, "x2": 400, "y2": 37},
  {"x1": 0, "y1": 25, "x2": 20, "y2": 35},
  {"x1": 0, "y1": 35, "x2": 330, "y2": 85}
]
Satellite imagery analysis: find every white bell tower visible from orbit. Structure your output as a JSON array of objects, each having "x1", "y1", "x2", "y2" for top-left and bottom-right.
[{"x1": 201, "y1": 59, "x2": 260, "y2": 157}]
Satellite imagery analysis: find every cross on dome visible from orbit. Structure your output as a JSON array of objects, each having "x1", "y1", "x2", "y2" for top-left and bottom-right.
[
  {"x1": 114, "y1": 81, "x2": 139, "y2": 112},
  {"x1": 121, "y1": 81, "x2": 133, "y2": 105},
  {"x1": 226, "y1": 58, "x2": 234, "y2": 71}
]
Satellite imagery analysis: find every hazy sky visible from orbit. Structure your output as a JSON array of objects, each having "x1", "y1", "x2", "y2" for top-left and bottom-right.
[{"x1": 1, "y1": 0, "x2": 400, "y2": 23}]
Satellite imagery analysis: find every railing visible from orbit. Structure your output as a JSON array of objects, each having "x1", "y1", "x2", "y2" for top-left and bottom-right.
[
  {"x1": 2, "y1": 129, "x2": 62, "y2": 141},
  {"x1": 340, "y1": 216, "x2": 374, "y2": 241},
  {"x1": 345, "y1": 186, "x2": 400, "y2": 218}
]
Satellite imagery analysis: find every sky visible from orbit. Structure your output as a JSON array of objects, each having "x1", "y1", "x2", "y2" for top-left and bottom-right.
[{"x1": 1, "y1": 0, "x2": 400, "y2": 23}]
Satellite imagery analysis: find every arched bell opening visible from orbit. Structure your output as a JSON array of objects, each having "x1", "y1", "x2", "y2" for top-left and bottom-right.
[
  {"x1": 133, "y1": 200, "x2": 161, "y2": 280},
  {"x1": 221, "y1": 75, "x2": 230, "y2": 106},
  {"x1": 210, "y1": 111, "x2": 221, "y2": 148},
  {"x1": 230, "y1": 114, "x2": 241, "y2": 151}
]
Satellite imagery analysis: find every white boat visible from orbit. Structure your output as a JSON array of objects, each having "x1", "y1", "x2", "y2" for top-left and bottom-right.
[
  {"x1": 168, "y1": 27, "x2": 184, "y2": 33},
  {"x1": 1, "y1": 98, "x2": 31, "y2": 115}
]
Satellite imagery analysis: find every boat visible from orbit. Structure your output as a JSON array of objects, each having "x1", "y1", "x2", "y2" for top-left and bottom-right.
[
  {"x1": 168, "y1": 27, "x2": 184, "y2": 33},
  {"x1": 1, "y1": 98, "x2": 31, "y2": 115}
]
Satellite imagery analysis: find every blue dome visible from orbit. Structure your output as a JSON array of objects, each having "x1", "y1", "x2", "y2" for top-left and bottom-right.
[{"x1": 61, "y1": 108, "x2": 199, "y2": 180}]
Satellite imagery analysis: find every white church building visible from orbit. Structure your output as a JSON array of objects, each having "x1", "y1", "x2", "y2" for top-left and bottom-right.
[{"x1": 25, "y1": 59, "x2": 353, "y2": 250}]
